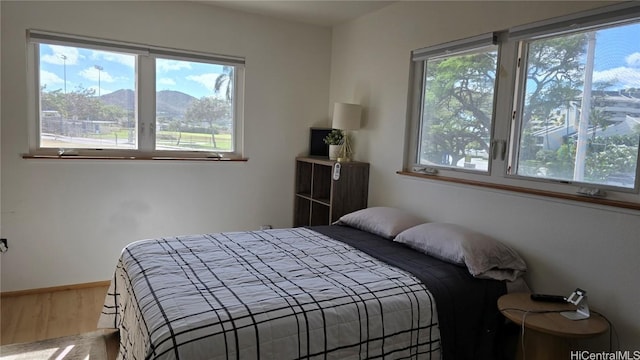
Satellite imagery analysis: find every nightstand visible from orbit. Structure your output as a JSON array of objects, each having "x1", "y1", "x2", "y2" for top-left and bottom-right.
[
  {"x1": 293, "y1": 156, "x2": 369, "y2": 226},
  {"x1": 498, "y1": 293, "x2": 609, "y2": 360}
]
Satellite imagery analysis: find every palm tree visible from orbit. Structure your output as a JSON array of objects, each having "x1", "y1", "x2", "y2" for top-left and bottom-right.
[
  {"x1": 589, "y1": 108, "x2": 611, "y2": 141},
  {"x1": 215, "y1": 66, "x2": 234, "y2": 101}
]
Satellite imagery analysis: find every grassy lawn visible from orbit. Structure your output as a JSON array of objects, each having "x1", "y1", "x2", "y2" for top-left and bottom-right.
[
  {"x1": 81, "y1": 129, "x2": 232, "y2": 151},
  {"x1": 156, "y1": 131, "x2": 232, "y2": 150}
]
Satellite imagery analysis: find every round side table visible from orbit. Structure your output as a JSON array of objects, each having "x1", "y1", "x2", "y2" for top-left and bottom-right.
[{"x1": 498, "y1": 292, "x2": 609, "y2": 360}]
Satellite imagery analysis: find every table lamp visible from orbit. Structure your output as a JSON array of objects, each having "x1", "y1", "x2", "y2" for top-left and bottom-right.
[{"x1": 332, "y1": 102, "x2": 362, "y2": 162}]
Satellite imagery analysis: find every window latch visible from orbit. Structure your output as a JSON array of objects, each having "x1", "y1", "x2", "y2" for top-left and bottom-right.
[
  {"x1": 576, "y1": 187, "x2": 607, "y2": 198},
  {"x1": 491, "y1": 140, "x2": 507, "y2": 161},
  {"x1": 491, "y1": 140, "x2": 498, "y2": 160},
  {"x1": 491, "y1": 140, "x2": 507, "y2": 160}
]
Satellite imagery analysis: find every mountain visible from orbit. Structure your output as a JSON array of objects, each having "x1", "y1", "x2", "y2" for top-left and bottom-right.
[
  {"x1": 100, "y1": 89, "x2": 197, "y2": 118},
  {"x1": 100, "y1": 89, "x2": 135, "y2": 112},
  {"x1": 156, "y1": 90, "x2": 197, "y2": 117}
]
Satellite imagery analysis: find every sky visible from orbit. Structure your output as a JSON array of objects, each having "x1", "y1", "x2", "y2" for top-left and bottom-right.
[
  {"x1": 39, "y1": 44, "x2": 228, "y2": 99},
  {"x1": 588, "y1": 22, "x2": 640, "y2": 90}
]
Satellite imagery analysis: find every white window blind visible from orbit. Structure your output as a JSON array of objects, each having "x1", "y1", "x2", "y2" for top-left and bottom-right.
[
  {"x1": 28, "y1": 30, "x2": 245, "y2": 65},
  {"x1": 411, "y1": 33, "x2": 497, "y2": 62},
  {"x1": 508, "y1": 2, "x2": 640, "y2": 40}
]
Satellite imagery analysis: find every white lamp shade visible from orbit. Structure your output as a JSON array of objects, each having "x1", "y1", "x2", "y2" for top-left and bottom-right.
[{"x1": 332, "y1": 102, "x2": 362, "y2": 130}]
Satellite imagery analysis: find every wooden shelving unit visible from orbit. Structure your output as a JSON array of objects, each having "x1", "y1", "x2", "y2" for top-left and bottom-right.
[{"x1": 294, "y1": 156, "x2": 369, "y2": 227}]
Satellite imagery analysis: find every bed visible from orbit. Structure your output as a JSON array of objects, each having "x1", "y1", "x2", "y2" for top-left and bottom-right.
[{"x1": 98, "y1": 208, "x2": 527, "y2": 360}]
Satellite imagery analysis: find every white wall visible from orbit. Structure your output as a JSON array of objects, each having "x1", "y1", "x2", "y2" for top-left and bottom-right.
[
  {"x1": 0, "y1": 1, "x2": 331, "y2": 291},
  {"x1": 330, "y1": 1, "x2": 640, "y2": 349}
]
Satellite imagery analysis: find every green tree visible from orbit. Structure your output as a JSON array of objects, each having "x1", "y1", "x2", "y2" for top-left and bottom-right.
[
  {"x1": 42, "y1": 85, "x2": 125, "y2": 121},
  {"x1": 422, "y1": 50, "x2": 497, "y2": 166},
  {"x1": 551, "y1": 141, "x2": 577, "y2": 179},
  {"x1": 588, "y1": 108, "x2": 611, "y2": 142},
  {"x1": 584, "y1": 133, "x2": 640, "y2": 184},
  {"x1": 41, "y1": 85, "x2": 126, "y2": 136},
  {"x1": 185, "y1": 97, "x2": 231, "y2": 148},
  {"x1": 41, "y1": 87, "x2": 67, "y2": 116},
  {"x1": 587, "y1": 83, "x2": 620, "y2": 142},
  {"x1": 159, "y1": 116, "x2": 183, "y2": 145},
  {"x1": 215, "y1": 66, "x2": 234, "y2": 101},
  {"x1": 521, "y1": 34, "x2": 587, "y2": 128},
  {"x1": 422, "y1": 33, "x2": 587, "y2": 168}
]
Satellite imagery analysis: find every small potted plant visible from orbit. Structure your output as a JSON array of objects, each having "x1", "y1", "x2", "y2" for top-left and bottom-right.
[{"x1": 323, "y1": 129, "x2": 343, "y2": 160}]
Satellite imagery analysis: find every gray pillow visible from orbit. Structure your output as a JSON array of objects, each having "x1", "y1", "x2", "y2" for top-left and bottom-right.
[
  {"x1": 333, "y1": 207, "x2": 425, "y2": 239},
  {"x1": 394, "y1": 222, "x2": 527, "y2": 281}
]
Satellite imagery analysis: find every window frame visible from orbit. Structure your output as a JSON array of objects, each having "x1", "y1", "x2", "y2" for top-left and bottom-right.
[
  {"x1": 507, "y1": 14, "x2": 640, "y2": 195},
  {"x1": 26, "y1": 30, "x2": 246, "y2": 160},
  {"x1": 404, "y1": 3, "x2": 640, "y2": 208},
  {"x1": 407, "y1": 32, "x2": 501, "y2": 176}
]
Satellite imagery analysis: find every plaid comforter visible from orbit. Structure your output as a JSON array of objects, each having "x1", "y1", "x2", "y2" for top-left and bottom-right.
[{"x1": 98, "y1": 227, "x2": 441, "y2": 359}]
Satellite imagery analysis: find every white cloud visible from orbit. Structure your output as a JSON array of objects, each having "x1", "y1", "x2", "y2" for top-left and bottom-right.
[
  {"x1": 79, "y1": 66, "x2": 115, "y2": 83},
  {"x1": 40, "y1": 70, "x2": 64, "y2": 88},
  {"x1": 157, "y1": 60, "x2": 191, "y2": 73},
  {"x1": 186, "y1": 73, "x2": 223, "y2": 93},
  {"x1": 625, "y1": 52, "x2": 640, "y2": 67},
  {"x1": 92, "y1": 50, "x2": 135, "y2": 68},
  {"x1": 41, "y1": 45, "x2": 81, "y2": 65},
  {"x1": 158, "y1": 78, "x2": 176, "y2": 86},
  {"x1": 593, "y1": 66, "x2": 640, "y2": 89}
]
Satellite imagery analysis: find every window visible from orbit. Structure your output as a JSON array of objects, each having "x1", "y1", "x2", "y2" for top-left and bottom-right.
[
  {"x1": 511, "y1": 21, "x2": 640, "y2": 190},
  {"x1": 155, "y1": 58, "x2": 235, "y2": 152},
  {"x1": 28, "y1": 31, "x2": 245, "y2": 159},
  {"x1": 406, "y1": 3, "x2": 640, "y2": 207},
  {"x1": 411, "y1": 34, "x2": 499, "y2": 173}
]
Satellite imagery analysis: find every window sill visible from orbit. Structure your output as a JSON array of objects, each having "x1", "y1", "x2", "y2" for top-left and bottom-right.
[
  {"x1": 397, "y1": 170, "x2": 640, "y2": 212},
  {"x1": 22, "y1": 154, "x2": 248, "y2": 162}
]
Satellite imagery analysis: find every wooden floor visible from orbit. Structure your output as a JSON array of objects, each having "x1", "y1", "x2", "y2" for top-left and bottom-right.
[{"x1": 1, "y1": 283, "x2": 119, "y2": 358}]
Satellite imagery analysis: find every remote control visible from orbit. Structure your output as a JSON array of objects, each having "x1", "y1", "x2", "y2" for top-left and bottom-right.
[
  {"x1": 530, "y1": 293, "x2": 568, "y2": 303},
  {"x1": 333, "y1": 163, "x2": 341, "y2": 180}
]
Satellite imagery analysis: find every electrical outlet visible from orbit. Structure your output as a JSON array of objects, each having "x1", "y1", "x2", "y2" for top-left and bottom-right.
[{"x1": 0, "y1": 238, "x2": 7, "y2": 253}]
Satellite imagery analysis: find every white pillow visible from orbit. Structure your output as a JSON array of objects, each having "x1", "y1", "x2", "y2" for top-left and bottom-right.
[
  {"x1": 333, "y1": 207, "x2": 425, "y2": 239},
  {"x1": 394, "y1": 222, "x2": 527, "y2": 281}
]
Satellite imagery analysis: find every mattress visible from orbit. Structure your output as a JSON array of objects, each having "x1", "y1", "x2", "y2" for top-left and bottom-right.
[
  {"x1": 99, "y1": 227, "x2": 442, "y2": 359},
  {"x1": 98, "y1": 225, "x2": 506, "y2": 359}
]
